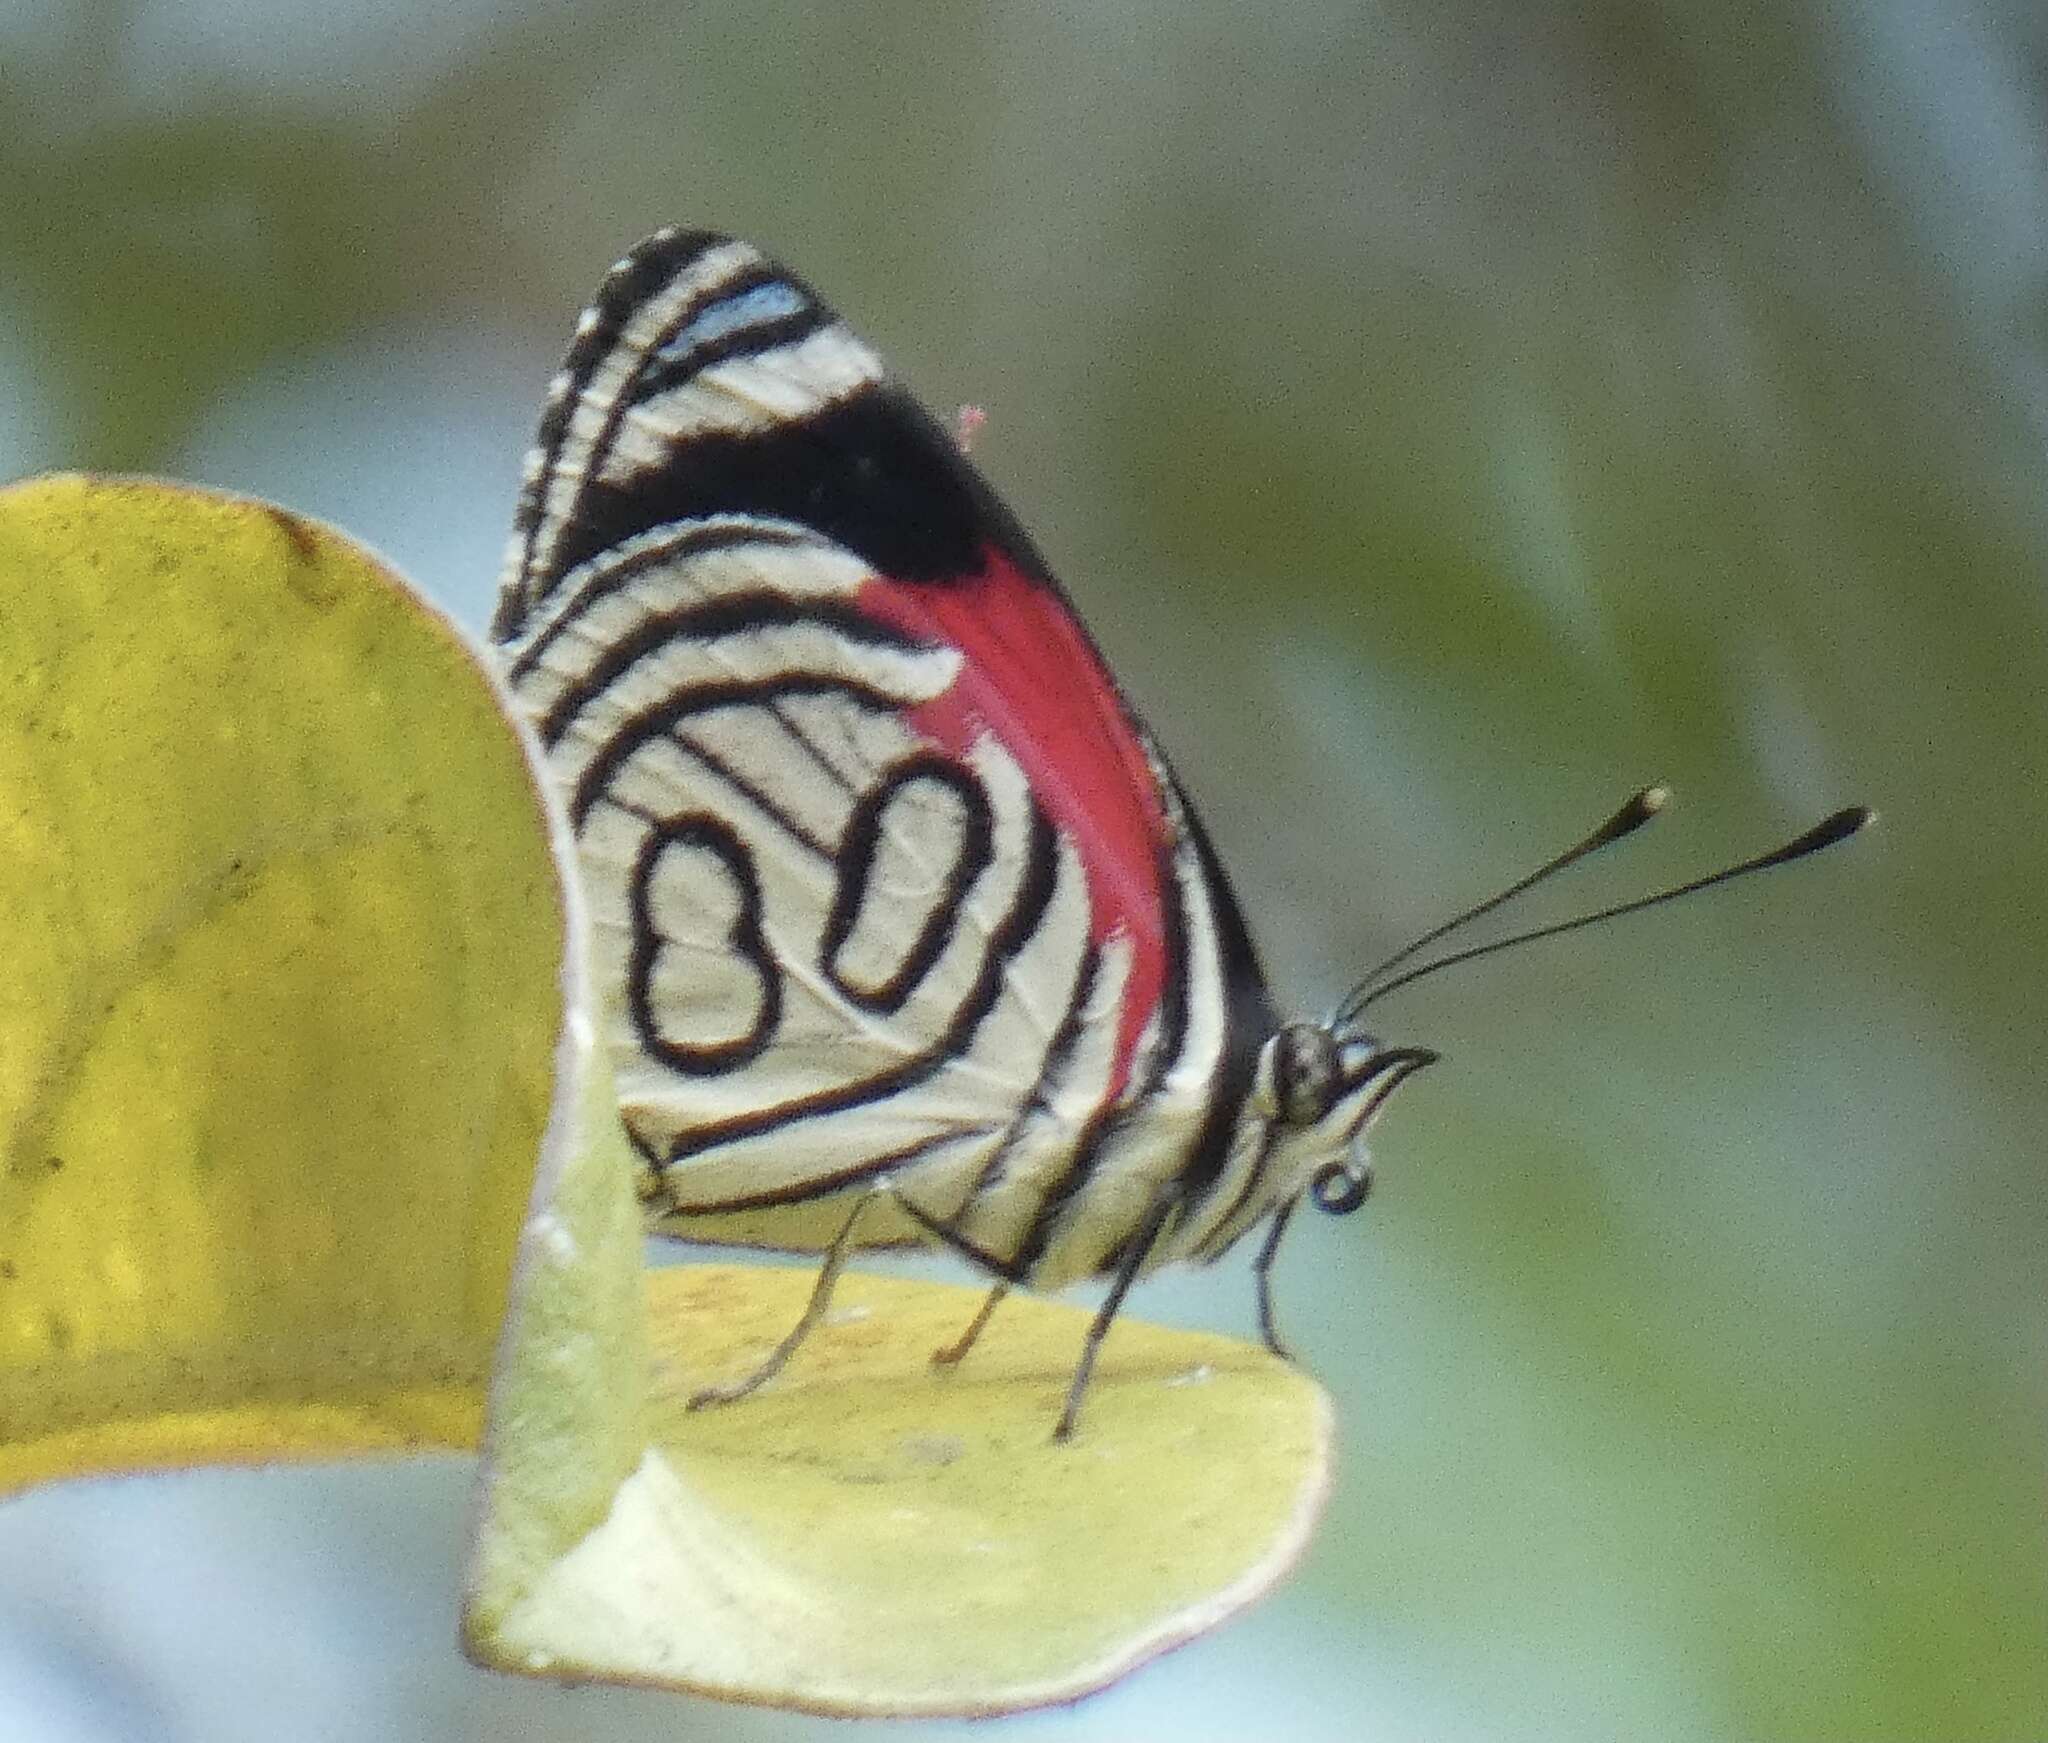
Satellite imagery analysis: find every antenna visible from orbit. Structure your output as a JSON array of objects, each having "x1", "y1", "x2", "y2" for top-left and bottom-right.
[
  {"x1": 1352, "y1": 805, "x2": 1874, "y2": 1015},
  {"x1": 1336, "y1": 786, "x2": 1669, "y2": 1022}
]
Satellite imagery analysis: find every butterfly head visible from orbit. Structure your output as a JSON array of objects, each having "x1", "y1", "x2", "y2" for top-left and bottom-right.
[{"x1": 1255, "y1": 1021, "x2": 1439, "y2": 1218}]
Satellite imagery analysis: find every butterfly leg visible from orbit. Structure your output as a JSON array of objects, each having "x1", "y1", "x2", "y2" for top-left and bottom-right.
[
  {"x1": 1053, "y1": 1188, "x2": 1180, "y2": 1444},
  {"x1": 686, "y1": 1188, "x2": 879, "y2": 1411},
  {"x1": 931, "y1": 1283, "x2": 1009, "y2": 1368},
  {"x1": 1253, "y1": 1200, "x2": 1299, "y2": 1362}
]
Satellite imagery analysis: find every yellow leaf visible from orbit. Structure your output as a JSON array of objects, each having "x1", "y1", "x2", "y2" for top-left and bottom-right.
[
  {"x1": 0, "y1": 474, "x2": 571, "y2": 1490},
  {"x1": 0, "y1": 473, "x2": 1337, "y2": 1717},
  {"x1": 468, "y1": 1261, "x2": 1333, "y2": 1717}
]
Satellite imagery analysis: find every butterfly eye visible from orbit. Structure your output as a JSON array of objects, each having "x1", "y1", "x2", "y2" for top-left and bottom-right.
[{"x1": 1272, "y1": 1023, "x2": 1340, "y2": 1127}]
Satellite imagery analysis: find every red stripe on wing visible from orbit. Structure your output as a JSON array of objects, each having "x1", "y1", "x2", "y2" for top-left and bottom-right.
[{"x1": 858, "y1": 550, "x2": 1169, "y2": 1099}]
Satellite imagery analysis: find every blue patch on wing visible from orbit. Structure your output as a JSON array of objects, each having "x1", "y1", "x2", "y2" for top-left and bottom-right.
[{"x1": 660, "y1": 282, "x2": 812, "y2": 362}]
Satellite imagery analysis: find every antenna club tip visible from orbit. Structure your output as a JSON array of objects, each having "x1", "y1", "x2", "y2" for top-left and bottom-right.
[
  {"x1": 1819, "y1": 803, "x2": 1877, "y2": 845},
  {"x1": 1639, "y1": 785, "x2": 1672, "y2": 814}
]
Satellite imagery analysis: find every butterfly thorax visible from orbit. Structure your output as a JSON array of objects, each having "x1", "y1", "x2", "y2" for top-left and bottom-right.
[{"x1": 1143, "y1": 1018, "x2": 1430, "y2": 1278}]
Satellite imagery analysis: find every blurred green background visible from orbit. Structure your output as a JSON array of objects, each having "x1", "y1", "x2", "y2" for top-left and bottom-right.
[{"x1": 1, "y1": 3, "x2": 2041, "y2": 1739}]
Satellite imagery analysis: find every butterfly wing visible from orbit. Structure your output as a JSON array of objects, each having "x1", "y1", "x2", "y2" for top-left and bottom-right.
[{"x1": 495, "y1": 231, "x2": 1276, "y2": 1284}]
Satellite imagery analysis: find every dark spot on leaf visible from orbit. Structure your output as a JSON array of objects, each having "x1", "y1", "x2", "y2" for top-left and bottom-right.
[
  {"x1": 265, "y1": 503, "x2": 319, "y2": 563},
  {"x1": 265, "y1": 506, "x2": 340, "y2": 608}
]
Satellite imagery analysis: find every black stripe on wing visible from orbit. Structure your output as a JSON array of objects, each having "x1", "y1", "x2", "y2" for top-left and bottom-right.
[
  {"x1": 955, "y1": 941, "x2": 1104, "y2": 1206},
  {"x1": 1094, "y1": 806, "x2": 1275, "y2": 1273},
  {"x1": 1003, "y1": 837, "x2": 1197, "y2": 1276},
  {"x1": 532, "y1": 590, "x2": 933, "y2": 747},
  {"x1": 631, "y1": 296, "x2": 830, "y2": 402},
  {"x1": 497, "y1": 231, "x2": 730, "y2": 639},
  {"x1": 1004, "y1": 775, "x2": 1275, "y2": 1281},
  {"x1": 668, "y1": 1130, "x2": 1005, "y2": 1228},
  {"x1": 505, "y1": 519, "x2": 817, "y2": 683},
  {"x1": 647, "y1": 732, "x2": 836, "y2": 862},
  {"x1": 1165, "y1": 798, "x2": 1276, "y2": 1202},
  {"x1": 569, "y1": 672, "x2": 911, "y2": 827},
  {"x1": 546, "y1": 384, "x2": 1058, "y2": 597}
]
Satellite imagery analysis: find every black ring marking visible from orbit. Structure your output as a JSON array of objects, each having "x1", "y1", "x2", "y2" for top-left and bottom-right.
[
  {"x1": 627, "y1": 814, "x2": 781, "y2": 1076},
  {"x1": 821, "y1": 754, "x2": 995, "y2": 1014}
]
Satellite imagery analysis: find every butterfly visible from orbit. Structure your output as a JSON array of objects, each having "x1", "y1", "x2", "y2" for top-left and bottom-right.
[{"x1": 490, "y1": 230, "x2": 1868, "y2": 1439}]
